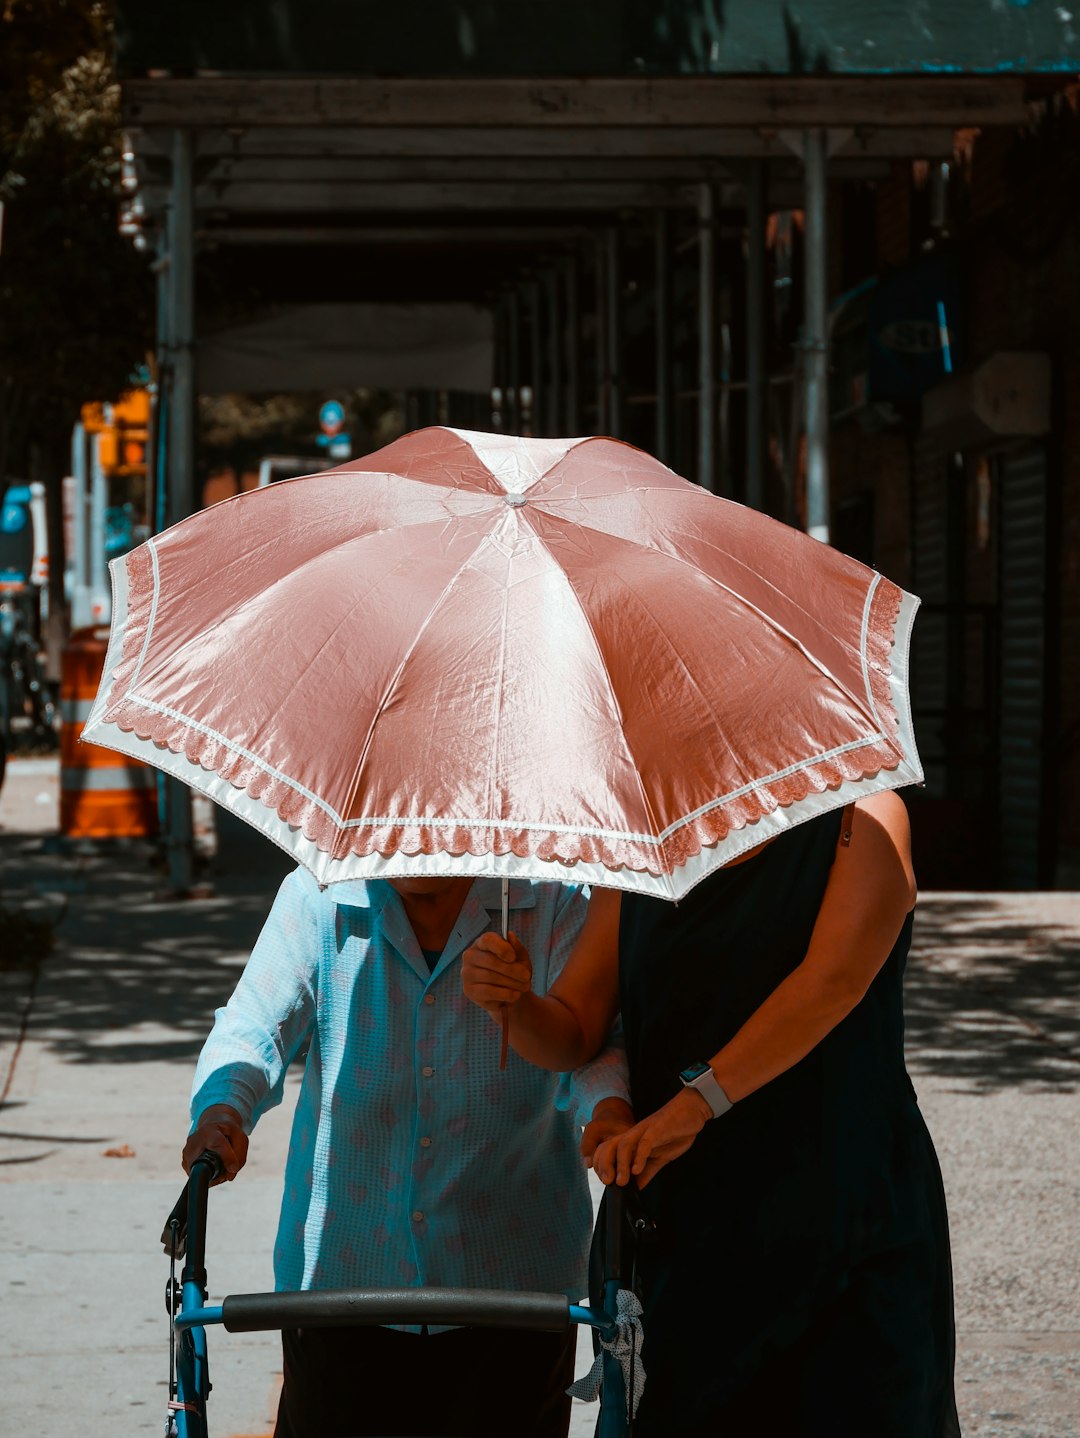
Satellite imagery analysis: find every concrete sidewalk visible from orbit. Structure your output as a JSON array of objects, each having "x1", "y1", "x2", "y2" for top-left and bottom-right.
[
  {"x1": 906, "y1": 890, "x2": 1080, "y2": 1437},
  {"x1": 2, "y1": 754, "x2": 1079, "y2": 1436},
  {"x1": 0, "y1": 758, "x2": 604, "y2": 1437},
  {"x1": 0, "y1": 758, "x2": 298, "y2": 1436}
]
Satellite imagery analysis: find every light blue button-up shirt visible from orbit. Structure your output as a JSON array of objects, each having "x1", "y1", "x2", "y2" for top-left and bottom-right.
[{"x1": 191, "y1": 869, "x2": 628, "y2": 1310}]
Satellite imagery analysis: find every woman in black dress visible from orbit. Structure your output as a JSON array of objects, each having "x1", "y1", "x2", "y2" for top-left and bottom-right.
[{"x1": 463, "y1": 792, "x2": 960, "y2": 1437}]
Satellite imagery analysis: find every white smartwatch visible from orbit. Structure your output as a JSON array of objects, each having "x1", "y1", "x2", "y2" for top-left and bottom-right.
[{"x1": 679, "y1": 1060, "x2": 733, "y2": 1119}]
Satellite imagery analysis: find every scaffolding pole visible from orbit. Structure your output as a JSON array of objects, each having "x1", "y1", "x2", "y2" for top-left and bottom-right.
[
  {"x1": 605, "y1": 227, "x2": 622, "y2": 439},
  {"x1": 654, "y1": 210, "x2": 672, "y2": 466},
  {"x1": 803, "y1": 130, "x2": 830, "y2": 542},
  {"x1": 594, "y1": 235, "x2": 608, "y2": 433},
  {"x1": 165, "y1": 126, "x2": 195, "y2": 892},
  {"x1": 564, "y1": 254, "x2": 580, "y2": 435},
  {"x1": 507, "y1": 286, "x2": 521, "y2": 434},
  {"x1": 544, "y1": 269, "x2": 562, "y2": 436},
  {"x1": 697, "y1": 182, "x2": 717, "y2": 492},
  {"x1": 526, "y1": 278, "x2": 542, "y2": 436},
  {"x1": 745, "y1": 160, "x2": 767, "y2": 513}
]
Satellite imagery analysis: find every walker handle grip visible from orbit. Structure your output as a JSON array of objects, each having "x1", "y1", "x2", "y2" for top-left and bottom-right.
[
  {"x1": 160, "y1": 1150, "x2": 224, "y2": 1261},
  {"x1": 222, "y1": 1286, "x2": 571, "y2": 1334}
]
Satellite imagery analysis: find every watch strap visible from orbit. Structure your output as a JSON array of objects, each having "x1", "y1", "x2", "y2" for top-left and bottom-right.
[{"x1": 679, "y1": 1061, "x2": 733, "y2": 1119}]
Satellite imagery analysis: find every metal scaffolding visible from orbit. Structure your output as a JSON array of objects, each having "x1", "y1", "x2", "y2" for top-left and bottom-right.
[{"x1": 116, "y1": 70, "x2": 1036, "y2": 888}]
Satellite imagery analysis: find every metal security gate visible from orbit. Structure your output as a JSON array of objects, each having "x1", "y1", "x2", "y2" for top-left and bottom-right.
[
  {"x1": 909, "y1": 440, "x2": 1002, "y2": 887},
  {"x1": 997, "y1": 443, "x2": 1049, "y2": 888},
  {"x1": 909, "y1": 440, "x2": 951, "y2": 800}
]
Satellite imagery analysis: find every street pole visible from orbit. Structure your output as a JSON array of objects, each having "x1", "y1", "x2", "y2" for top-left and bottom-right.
[
  {"x1": 165, "y1": 126, "x2": 195, "y2": 892},
  {"x1": 69, "y1": 424, "x2": 89, "y2": 627},
  {"x1": 88, "y1": 434, "x2": 109, "y2": 618},
  {"x1": 803, "y1": 130, "x2": 830, "y2": 543}
]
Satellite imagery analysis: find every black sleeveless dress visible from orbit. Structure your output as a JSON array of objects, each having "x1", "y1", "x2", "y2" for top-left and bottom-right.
[{"x1": 618, "y1": 808, "x2": 961, "y2": 1437}]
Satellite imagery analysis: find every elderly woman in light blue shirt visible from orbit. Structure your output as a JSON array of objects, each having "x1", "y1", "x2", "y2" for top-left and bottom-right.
[{"x1": 185, "y1": 868, "x2": 631, "y2": 1438}]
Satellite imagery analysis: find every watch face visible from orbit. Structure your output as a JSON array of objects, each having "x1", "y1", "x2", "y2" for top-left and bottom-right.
[{"x1": 680, "y1": 1061, "x2": 710, "y2": 1084}]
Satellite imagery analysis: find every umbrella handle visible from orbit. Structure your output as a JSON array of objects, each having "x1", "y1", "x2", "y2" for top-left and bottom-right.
[{"x1": 499, "y1": 877, "x2": 510, "y2": 1071}]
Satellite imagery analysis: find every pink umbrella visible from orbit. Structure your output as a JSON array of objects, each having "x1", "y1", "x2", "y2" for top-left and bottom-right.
[{"x1": 83, "y1": 427, "x2": 921, "y2": 900}]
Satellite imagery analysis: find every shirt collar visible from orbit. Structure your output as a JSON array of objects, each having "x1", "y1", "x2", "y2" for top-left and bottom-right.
[{"x1": 322, "y1": 876, "x2": 537, "y2": 982}]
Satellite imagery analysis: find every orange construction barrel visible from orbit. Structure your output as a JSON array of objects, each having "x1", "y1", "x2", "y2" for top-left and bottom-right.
[{"x1": 60, "y1": 625, "x2": 159, "y2": 838}]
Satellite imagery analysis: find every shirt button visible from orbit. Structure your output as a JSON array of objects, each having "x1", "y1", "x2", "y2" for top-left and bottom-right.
[
  {"x1": 412, "y1": 1210, "x2": 425, "y2": 1223},
  {"x1": 422, "y1": 1066, "x2": 435, "y2": 1077},
  {"x1": 424, "y1": 993, "x2": 436, "y2": 1006},
  {"x1": 419, "y1": 1136, "x2": 432, "y2": 1148}
]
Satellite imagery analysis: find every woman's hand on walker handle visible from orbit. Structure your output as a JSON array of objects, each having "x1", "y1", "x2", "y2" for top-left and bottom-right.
[
  {"x1": 462, "y1": 931, "x2": 533, "y2": 1019},
  {"x1": 592, "y1": 1088, "x2": 710, "y2": 1190},
  {"x1": 581, "y1": 1096, "x2": 636, "y2": 1166},
  {"x1": 183, "y1": 1104, "x2": 249, "y2": 1185}
]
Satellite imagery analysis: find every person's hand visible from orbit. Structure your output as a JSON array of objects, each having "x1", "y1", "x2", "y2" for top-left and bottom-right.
[
  {"x1": 182, "y1": 1104, "x2": 249, "y2": 1185},
  {"x1": 591, "y1": 1088, "x2": 710, "y2": 1190},
  {"x1": 581, "y1": 1096, "x2": 635, "y2": 1166},
  {"x1": 461, "y1": 931, "x2": 533, "y2": 1020}
]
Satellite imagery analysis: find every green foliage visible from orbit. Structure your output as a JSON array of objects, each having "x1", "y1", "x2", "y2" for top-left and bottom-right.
[
  {"x1": 0, "y1": 2, "x2": 153, "y2": 477},
  {"x1": 0, "y1": 0, "x2": 108, "y2": 147}
]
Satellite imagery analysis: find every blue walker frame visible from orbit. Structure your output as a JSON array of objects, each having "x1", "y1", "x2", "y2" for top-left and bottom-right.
[{"x1": 163, "y1": 1152, "x2": 634, "y2": 1438}]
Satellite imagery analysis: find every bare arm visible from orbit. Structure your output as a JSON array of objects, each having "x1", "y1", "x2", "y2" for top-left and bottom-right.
[
  {"x1": 711, "y1": 790, "x2": 915, "y2": 1101},
  {"x1": 184, "y1": 868, "x2": 320, "y2": 1182},
  {"x1": 596, "y1": 791, "x2": 917, "y2": 1188},
  {"x1": 461, "y1": 885, "x2": 623, "y2": 1070}
]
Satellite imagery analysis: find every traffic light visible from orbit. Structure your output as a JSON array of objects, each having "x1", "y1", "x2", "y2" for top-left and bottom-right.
[
  {"x1": 112, "y1": 391, "x2": 149, "y2": 478},
  {"x1": 82, "y1": 391, "x2": 149, "y2": 479}
]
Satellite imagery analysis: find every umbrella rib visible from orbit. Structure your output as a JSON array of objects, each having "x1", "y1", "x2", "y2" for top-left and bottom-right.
[
  {"x1": 488, "y1": 577, "x2": 511, "y2": 833},
  {"x1": 534, "y1": 492, "x2": 831, "y2": 622},
  {"x1": 127, "y1": 512, "x2": 485, "y2": 700},
  {"x1": 332, "y1": 537, "x2": 487, "y2": 847},
  {"x1": 594, "y1": 568, "x2": 766, "y2": 792},
  {"x1": 534, "y1": 545, "x2": 667, "y2": 850},
  {"x1": 527, "y1": 507, "x2": 884, "y2": 728}
]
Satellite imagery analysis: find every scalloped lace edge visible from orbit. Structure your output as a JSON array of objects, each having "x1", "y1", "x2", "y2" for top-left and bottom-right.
[{"x1": 104, "y1": 552, "x2": 908, "y2": 878}]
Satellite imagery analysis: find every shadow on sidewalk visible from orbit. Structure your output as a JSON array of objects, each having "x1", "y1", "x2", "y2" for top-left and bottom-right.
[
  {"x1": 1, "y1": 805, "x2": 292, "y2": 1072},
  {"x1": 7, "y1": 784, "x2": 1077, "y2": 1098},
  {"x1": 906, "y1": 895, "x2": 1080, "y2": 1095}
]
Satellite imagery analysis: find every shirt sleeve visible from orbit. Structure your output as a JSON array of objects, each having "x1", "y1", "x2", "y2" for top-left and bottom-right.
[
  {"x1": 546, "y1": 884, "x2": 632, "y2": 1126},
  {"x1": 190, "y1": 867, "x2": 321, "y2": 1134}
]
